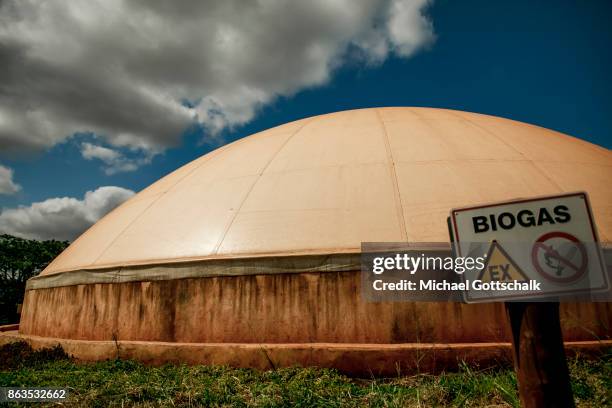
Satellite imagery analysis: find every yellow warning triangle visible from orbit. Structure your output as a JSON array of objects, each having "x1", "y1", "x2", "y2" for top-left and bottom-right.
[{"x1": 477, "y1": 241, "x2": 529, "y2": 283}]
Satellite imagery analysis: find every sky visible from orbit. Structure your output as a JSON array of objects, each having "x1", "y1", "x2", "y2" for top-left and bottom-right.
[{"x1": 0, "y1": 0, "x2": 610, "y2": 241}]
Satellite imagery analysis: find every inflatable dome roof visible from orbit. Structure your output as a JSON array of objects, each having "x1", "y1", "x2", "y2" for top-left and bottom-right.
[{"x1": 43, "y1": 107, "x2": 612, "y2": 276}]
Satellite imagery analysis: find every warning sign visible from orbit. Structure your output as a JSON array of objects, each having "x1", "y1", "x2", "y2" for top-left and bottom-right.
[
  {"x1": 449, "y1": 192, "x2": 609, "y2": 302},
  {"x1": 478, "y1": 241, "x2": 529, "y2": 283},
  {"x1": 532, "y1": 232, "x2": 587, "y2": 284}
]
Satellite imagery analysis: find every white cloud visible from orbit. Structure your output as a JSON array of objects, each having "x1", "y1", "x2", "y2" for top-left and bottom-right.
[
  {"x1": 0, "y1": 0, "x2": 435, "y2": 155},
  {"x1": 80, "y1": 142, "x2": 152, "y2": 174},
  {"x1": 0, "y1": 164, "x2": 21, "y2": 195},
  {"x1": 387, "y1": 0, "x2": 436, "y2": 56},
  {"x1": 81, "y1": 143, "x2": 120, "y2": 162},
  {"x1": 0, "y1": 186, "x2": 135, "y2": 241}
]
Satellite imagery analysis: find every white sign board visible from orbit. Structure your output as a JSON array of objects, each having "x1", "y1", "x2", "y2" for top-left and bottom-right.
[{"x1": 450, "y1": 192, "x2": 608, "y2": 302}]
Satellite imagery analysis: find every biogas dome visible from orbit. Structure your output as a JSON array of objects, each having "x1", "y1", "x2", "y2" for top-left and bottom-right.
[{"x1": 15, "y1": 107, "x2": 612, "y2": 375}]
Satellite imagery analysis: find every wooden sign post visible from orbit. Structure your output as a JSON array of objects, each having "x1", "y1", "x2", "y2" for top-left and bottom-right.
[
  {"x1": 505, "y1": 302, "x2": 574, "y2": 408},
  {"x1": 448, "y1": 193, "x2": 608, "y2": 407}
]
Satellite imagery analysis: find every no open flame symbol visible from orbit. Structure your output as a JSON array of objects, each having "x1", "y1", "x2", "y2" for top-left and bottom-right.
[{"x1": 531, "y1": 231, "x2": 588, "y2": 284}]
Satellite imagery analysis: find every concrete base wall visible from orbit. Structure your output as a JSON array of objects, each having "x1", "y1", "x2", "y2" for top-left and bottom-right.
[
  {"x1": 1, "y1": 330, "x2": 610, "y2": 376},
  {"x1": 19, "y1": 271, "x2": 611, "y2": 344}
]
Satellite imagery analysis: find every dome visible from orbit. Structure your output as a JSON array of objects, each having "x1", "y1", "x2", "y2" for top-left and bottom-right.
[
  {"x1": 15, "y1": 107, "x2": 611, "y2": 376},
  {"x1": 42, "y1": 107, "x2": 611, "y2": 276}
]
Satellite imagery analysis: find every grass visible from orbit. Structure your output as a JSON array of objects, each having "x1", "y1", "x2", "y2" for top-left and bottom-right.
[{"x1": 0, "y1": 342, "x2": 610, "y2": 407}]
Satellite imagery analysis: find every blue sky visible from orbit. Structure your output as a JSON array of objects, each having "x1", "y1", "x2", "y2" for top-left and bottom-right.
[{"x1": 0, "y1": 0, "x2": 610, "y2": 240}]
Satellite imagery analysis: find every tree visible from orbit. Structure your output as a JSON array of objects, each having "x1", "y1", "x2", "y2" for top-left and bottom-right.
[{"x1": 0, "y1": 234, "x2": 69, "y2": 324}]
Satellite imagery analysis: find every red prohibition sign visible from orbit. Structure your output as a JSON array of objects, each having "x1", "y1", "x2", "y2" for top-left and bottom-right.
[{"x1": 531, "y1": 231, "x2": 588, "y2": 284}]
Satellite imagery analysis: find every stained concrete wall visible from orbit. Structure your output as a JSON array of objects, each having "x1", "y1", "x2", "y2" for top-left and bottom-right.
[
  {"x1": 19, "y1": 271, "x2": 611, "y2": 344},
  {"x1": 3, "y1": 329, "x2": 610, "y2": 376}
]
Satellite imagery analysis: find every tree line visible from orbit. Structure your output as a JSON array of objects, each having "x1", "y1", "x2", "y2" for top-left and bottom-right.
[{"x1": 0, "y1": 234, "x2": 69, "y2": 324}]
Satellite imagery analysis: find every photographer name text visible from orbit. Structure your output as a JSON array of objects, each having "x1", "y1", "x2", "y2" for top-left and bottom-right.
[{"x1": 372, "y1": 279, "x2": 541, "y2": 291}]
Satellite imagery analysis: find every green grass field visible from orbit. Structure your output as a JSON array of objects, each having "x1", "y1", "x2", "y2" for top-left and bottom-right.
[{"x1": 0, "y1": 342, "x2": 610, "y2": 407}]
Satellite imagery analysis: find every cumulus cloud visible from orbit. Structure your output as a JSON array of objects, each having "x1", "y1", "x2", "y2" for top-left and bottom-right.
[
  {"x1": 81, "y1": 143, "x2": 120, "y2": 163},
  {"x1": 0, "y1": 186, "x2": 134, "y2": 241},
  {"x1": 0, "y1": 0, "x2": 435, "y2": 156},
  {"x1": 0, "y1": 164, "x2": 21, "y2": 195},
  {"x1": 80, "y1": 142, "x2": 152, "y2": 174}
]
